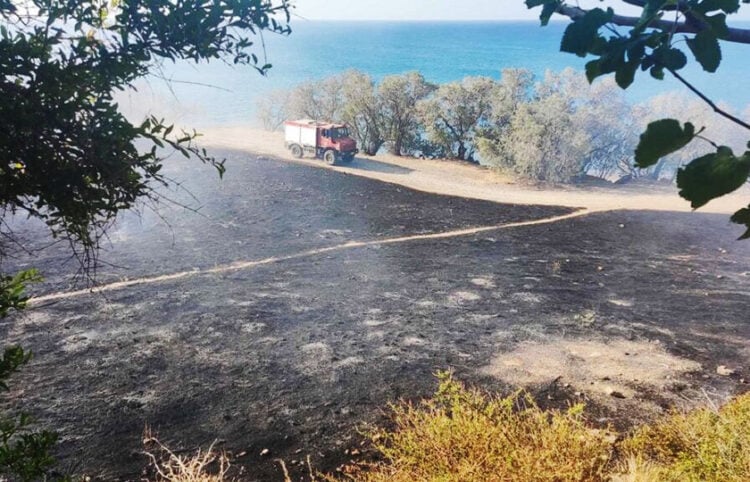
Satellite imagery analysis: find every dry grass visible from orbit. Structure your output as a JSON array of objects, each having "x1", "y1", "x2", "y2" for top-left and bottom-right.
[
  {"x1": 344, "y1": 372, "x2": 613, "y2": 482},
  {"x1": 614, "y1": 392, "x2": 750, "y2": 482},
  {"x1": 143, "y1": 429, "x2": 231, "y2": 482},
  {"x1": 141, "y1": 379, "x2": 750, "y2": 482},
  {"x1": 332, "y1": 374, "x2": 750, "y2": 482}
]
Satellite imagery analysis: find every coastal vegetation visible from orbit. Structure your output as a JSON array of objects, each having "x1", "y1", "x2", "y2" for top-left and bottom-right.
[
  {"x1": 258, "y1": 68, "x2": 747, "y2": 184},
  {"x1": 526, "y1": 0, "x2": 750, "y2": 235}
]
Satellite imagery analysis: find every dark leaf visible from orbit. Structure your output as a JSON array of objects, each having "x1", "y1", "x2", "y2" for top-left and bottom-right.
[
  {"x1": 686, "y1": 31, "x2": 722, "y2": 72},
  {"x1": 560, "y1": 8, "x2": 613, "y2": 57},
  {"x1": 695, "y1": 0, "x2": 740, "y2": 14},
  {"x1": 730, "y1": 206, "x2": 750, "y2": 239},
  {"x1": 615, "y1": 61, "x2": 639, "y2": 89},
  {"x1": 677, "y1": 147, "x2": 750, "y2": 208},
  {"x1": 635, "y1": 119, "x2": 696, "y2": 168},
  {"x1": 653, "y1": 47, "x2": 687, "y2": 71}
]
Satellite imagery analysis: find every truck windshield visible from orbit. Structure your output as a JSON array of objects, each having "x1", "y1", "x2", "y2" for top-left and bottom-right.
[{"x1": 330, "y1": 128, "x2": 349, "y2": 139}]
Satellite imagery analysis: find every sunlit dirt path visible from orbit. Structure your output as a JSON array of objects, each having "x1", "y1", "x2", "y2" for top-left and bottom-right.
[{"x1": 31, "y1": 209, "x2": 592, "y2": 303}]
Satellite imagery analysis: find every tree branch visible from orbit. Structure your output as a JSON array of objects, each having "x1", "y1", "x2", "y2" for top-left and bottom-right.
[
  {"x1": 557, "y1": 4, "x2": 750, "y2": 44},
  {"x1": 668, "y1": 69, "x2": 750, "y2": 132}
]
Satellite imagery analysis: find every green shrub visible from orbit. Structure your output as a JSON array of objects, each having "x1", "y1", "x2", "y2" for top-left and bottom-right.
[{"x1": 1, "y1": 271, "x2": 63, "y2": 482}]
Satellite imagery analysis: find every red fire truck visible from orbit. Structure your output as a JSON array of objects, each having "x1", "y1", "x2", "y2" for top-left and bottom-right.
[{"x1": 284, "y1": 119, "x2": 358, "y2": 165}]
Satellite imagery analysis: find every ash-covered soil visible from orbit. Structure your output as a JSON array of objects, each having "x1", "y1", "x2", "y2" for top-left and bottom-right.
[{"x1": 2, "y1": 151, "x2": 750, "y2": 481}]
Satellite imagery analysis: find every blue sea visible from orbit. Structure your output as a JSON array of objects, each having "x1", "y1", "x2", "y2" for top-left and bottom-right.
[{"x1": 135, "y1": 21, "x2": 750, "y2": 128}]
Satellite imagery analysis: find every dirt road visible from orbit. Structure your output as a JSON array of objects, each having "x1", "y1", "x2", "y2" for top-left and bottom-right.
[{"x1": 202, "y1": 126, "x2": 749, "y2": 215}]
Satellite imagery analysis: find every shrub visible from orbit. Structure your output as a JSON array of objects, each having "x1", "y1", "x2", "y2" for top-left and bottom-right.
[
  {"x1": 348, "y1": 372, "x2": 613, "y2": 482},
  {"x1": 617, "y1": 392, "x2": 750, "y2": 482}
]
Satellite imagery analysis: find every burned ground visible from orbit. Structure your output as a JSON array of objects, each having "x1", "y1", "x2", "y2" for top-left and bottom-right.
[{"x1": 2, "y1": 151, "x2": 749, "y2": 481}]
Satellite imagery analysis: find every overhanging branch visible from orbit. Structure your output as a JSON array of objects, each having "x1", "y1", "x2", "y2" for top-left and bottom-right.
[{"x1": 557, "y1": 4, "x2": 750, "y2": 44}]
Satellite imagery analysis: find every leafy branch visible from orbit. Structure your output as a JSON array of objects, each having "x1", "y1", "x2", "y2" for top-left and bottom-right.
[{"x1": 526, "y1": 0, "x2": 750, "y2": 239}]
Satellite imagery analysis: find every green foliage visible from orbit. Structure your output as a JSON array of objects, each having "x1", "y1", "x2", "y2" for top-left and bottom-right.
[
  {"x1": 0, "y1": 274, "x2": 63, "y2": 482},
  {"x1": 378, "y1": 72, "x2": 436, "y2": 156},
  {"x1": 560, "y1": 8, "x2": 613, "y2": 57},
  {"x1": 730, "y1": 205, "x2": 750, "y2": 239},
  {"x1": 635, "y1": 119, "x2": 697, "y2": 168},
  {"x1": 1, "y1": 0, "x2": 291, "y2": 260},
  {"x1": 478, "y1": 69, "x2": 615, "y2": 183},
  {"x1": 418, "y1": 77, "x2": 496, "y2": 161},
  {"x1": 687, "y1": 31, "x2": 723, "y2": 73},
  {"x1": 0, "y1": 347, "x2": 62, "y2": 482},
  {"x1": 0, "y1": 408, "x2": 61, "y2": 482},
  {"x1": 677, "y1": 147, "x2": 750, "y2": 208},
  {"x1": 527, "y1": 0, "x2": 750, "y2": 238},
  {"x1": 0, "y1": 270, "x2": 41, "y2": 319}
]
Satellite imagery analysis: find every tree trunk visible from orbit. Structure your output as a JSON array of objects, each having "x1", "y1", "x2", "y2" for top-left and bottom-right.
[
  {"x1": 457, "y1": 142, "x2": 467, "y2": 161},
  {"x1": 390, "y1": 137, "x2": 402, "y2": 156},
  {"x1": 365, "y1": 139, "x2": 384, "y2": 156}
]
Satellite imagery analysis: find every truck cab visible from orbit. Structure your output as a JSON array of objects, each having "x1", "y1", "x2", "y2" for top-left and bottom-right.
[{"x1": 284, "y1": 120, "x2": 358, "y2": 165}]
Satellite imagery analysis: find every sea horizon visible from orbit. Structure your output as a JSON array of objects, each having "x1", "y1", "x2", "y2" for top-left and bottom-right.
[{"x1": 120, "y1": 20, "x2": 750, "y2": 129}]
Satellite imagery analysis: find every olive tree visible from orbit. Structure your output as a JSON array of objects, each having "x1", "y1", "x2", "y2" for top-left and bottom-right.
[
  {"x1": 418, "y1": 76, "x2": 496, "y2": 161},
  {"x1": 573, "y1": 75, "x2": 640, "y2": 180},
  {"x1": 526, "y1": 0, "x2": 750, "y2": 237},
  {"x1": 256, "y1": 89, "x2": 293, "y2": 131},
  {"x1": 479, "y1": 69, "x2": 591, "y2": 182},
  {"x1": 286, "y1": 75, "x2": 345, "y2": 122},
  {"x1": 340, "y1": 70, "x2": 385, "y2": 156},
  {"x1": 378, "y1": 72, "x2": 435, "y2": 156},
  {"x1": 496, "y1": 92, "x2": 590, "y2": 182},
  {"x1": 475, "y1": 68, "x2": 535, "y2": 163}
]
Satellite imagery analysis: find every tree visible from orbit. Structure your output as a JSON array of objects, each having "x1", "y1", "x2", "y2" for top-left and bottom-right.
[
  {"x1": 1, "y1": 1, "x2": 291, "y2": 477},
  {"x1": 486, "y1": 78, "x2": 591, "y2": 183},
  {"x1": 418, "y1": 76, "x2": 496, "y2": 162},
  {"x1": 475, "y1": 68, "x2": 535, "y2": 164},
  {"x1": 378, "y1": 72, "x2": 435, "y2": 156},
  {"x1": 632, "y1": 92, "x2": 746, "y2": 181},
  {"x1": 526, "y1": 0, "x2": 750, "y2": 238},
  {"x1": 569, "y1": 73, "x2": 640, "y2": 181},
  {"x1": 340, "y1": 70, "x2": 385, "y2": 156},
  {"x1": 287, "y1": 75, "x2": 345, "y2": 122},
  {"x1": 1, "y1": 0, "x2": 291, "y2": 261},
  {"x1": 256, "y1": 89, "x2": 293, "y2": 131}
]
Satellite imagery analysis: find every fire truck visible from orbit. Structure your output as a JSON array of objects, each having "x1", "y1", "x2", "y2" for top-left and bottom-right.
[{"x1": 284, "y1": 119, "x2": 358, "y2": 165}]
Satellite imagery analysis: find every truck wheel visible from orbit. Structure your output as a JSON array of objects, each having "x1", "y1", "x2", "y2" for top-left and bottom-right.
[
  {"x1": 323, "y1": 150, "x2": 337, "y2": 165},
  {"x1": 290, "y1": 144, "x2": 303, "y2": 159}
]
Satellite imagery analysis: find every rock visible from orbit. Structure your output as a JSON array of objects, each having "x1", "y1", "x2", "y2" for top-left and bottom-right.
[
  {"x1": 606, "y1": 388, "x2": 626, "y2": 399},
  {"x1": 717, "y1": 365, "x2": 736, "y2": 376}
]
